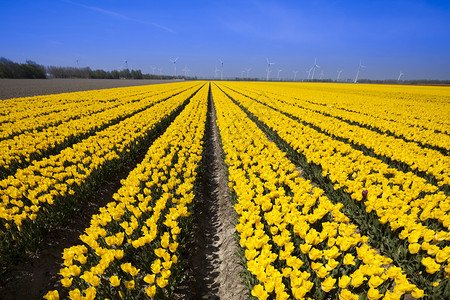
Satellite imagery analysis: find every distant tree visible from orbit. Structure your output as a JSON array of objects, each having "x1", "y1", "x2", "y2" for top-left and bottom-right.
[
  {"x1": 119, "y1": 68, "x2": 131, "y2": 79},
  {"x1": 0, "y1": 57, "x2": 46, "y2": 78},
  {"x1": 0, "y1": 57, "x2": 16, "y2": 78},
  {"x1": 21, "y1": 60, "x2": 46, "y2": 78},
  {"x1": 110, "y1": 70, "x2": 120, "y2": 79},
  {"x1": 131, "y1": 69, "x2": 143, "y2": 79}
]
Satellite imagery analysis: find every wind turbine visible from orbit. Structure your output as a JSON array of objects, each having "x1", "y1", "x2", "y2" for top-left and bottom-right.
[
  {"x1": 182, "y1": 65, "x2": 190, "y2": 77},
  {"x1": 319, "y1": 72, "x2": 324, "y2": 80},
  {"x1": 266, "y1": 58, "x2": 275, "y2": 81},
  {"x1": 214, "y1": 67, "x2": 219, "y2": 79},
  {"x1": 311, "y1": 58, "x2": 320, "y2": 80},
  {"x1": 246, "y1": 68, "x2": 251, "y2": 78},
  {"x1": 293, "y1": 70, "x2": 298, "y2": 81},
  {"x1": 76, "y1": 59, "x2": 79, "y2": 68},
  {"x1": 266, "y1": 68, "x2": 272, "y2": 80},
  {"x1": 354, "y1": 60, "x2": 366, "y2": 83},
  {"x1": 337, "y1": 70, "x2": 343, "y2": 82},
  {"x1": 124, "y1": 60, "x2": 128, "y2": 70},
  {"x1": 277, "y1": 69, "x2": 282, "y2": 80},
  {"x1": 242, "y1": 70, "x2": 245, "y2": 79},
  {"x1": 398, "y1": 71, "x2": 404, "y2": 81},
  {"x1": 151, "y1": 67, "x2": 156, "y2": 74},
  {"x1": 306, "y1": 67, "x2": 313, "y2": 80},
  {"x1": 219, "y1": 59, "x2": 224, "y2": 80},
  {"x1": 169, "y1": 57, "x2": 179, "y2": 77}
]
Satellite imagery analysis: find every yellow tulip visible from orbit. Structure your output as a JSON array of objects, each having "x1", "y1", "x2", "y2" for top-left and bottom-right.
[
  {"x1": 351, "y1": 271, "x2": 366, "y2": 288},
  {"x1": 60, "y1": 277, "x2": 73, "y2": 288},
  {"x1": 408, "y1": 243, "x2": 421, "y2": 254},
  {"x1": 411, "y1": 288, "x2": 426, "y2": 298},
  {"x1": 367, "y1": 287, "x2": 382, "y2": 300},
  {"x1": 251, "y1": 284, "x2": 268, "y2": 300},
  {"x1": 321, "y1": 276, "x2": 336, "y2": 292},
  {"x1": 157, "y1": 276, "x2": 168, "y2": 288},
  {"x1": 67, "y1": 289, "x2": 82, "y2": 300},
  {"x1": 339, "y1": 289, "x2": 359, "y2": 300},
  {"x1": 124, "y1": 280, "x2": 135, "y2": 290},
  {"x1": 43, "y1": 290, "x2": 59, "y2": 300},
  {"x1": 368, "y1": 275, "x2": 384, "y2": 289},
  {"x1": 145, "y1": 285, "x2": 156, "y2": 297},
  {"x1": 109, "y1": 276, "x2": 120, "y2": 287},
  {"x1": 343, "y1": 253, "x2": 356, "y2": 266},
  {"x1": 421, "y1": 257, "x2": 441, "y2": 274},
  {"x1": 339, "y1": 275, "x2": 351, "y2": 288}
]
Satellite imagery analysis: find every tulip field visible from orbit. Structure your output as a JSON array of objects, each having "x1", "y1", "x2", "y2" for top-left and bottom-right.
[{"x1": 0, "y1": 81, "x2": 448, "y2": 299}]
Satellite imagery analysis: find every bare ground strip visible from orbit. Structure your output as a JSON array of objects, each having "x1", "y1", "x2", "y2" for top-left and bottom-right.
[
  {"x1": 0, "y1": 78, "x2": 179, "y2": 100},
  {"x1": 181, "y1": 86, "x2": 247, "y2": 300}
]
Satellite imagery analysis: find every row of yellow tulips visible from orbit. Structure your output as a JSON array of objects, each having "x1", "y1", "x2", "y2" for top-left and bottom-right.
[
  {"x1": 212, "y1": 83, "x2": 423, "y2": 300},
  {"x1": 223, "y1": 83, "x2": 449, "y2": 186},
  {"x1": 215, "y1": 83, "x2": 450, "y2": 288},
  {"x1": 44, "y1": 83, "x2": 209, "y2": 300},
  {"x1": 253, "y1": 82, "x2": 450, "y2": 138},
  {"x1": 0, "y1": 82, "x2": 189, "y2": 141},
  {"x1": 0, "y1": 82, "x2": 199, "y2": 176},
  {"x1": 0, "y1": 83, "x2": 168, "y2": 121}
]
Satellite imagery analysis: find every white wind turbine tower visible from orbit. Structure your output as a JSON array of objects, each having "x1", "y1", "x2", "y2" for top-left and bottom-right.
[
  {"x1": 311, "y1": 58, "x2": 320, "y2": 80},
  {"x1": 266, "y1": 68, "x2": 272, "y2": 80},
  {"x1": 354, "y1": 60, "x2": 366, "y2": 83},
  {"x1": 214, "y1": 67, "x2": 219, "y2": 79},
  {"x1": 277, "y1": 69, "x2": 282, "y2": 80},
  {"x1": 266, "y1": 58, "x2": 275, "y2": 81},
  {"x1": 219, "y1": 59, "x2": 224, "y2": 80},
  {"x1": 242, "y1": 70, "x2": 246, "y2": 79},
  {"x1": 151, "y1": 67, "x2": 156, "y2": 74},
  {"x1": 124, "y1": 60, "x2": 128, "y2": 69},
  {"x1": 293, "y1": 70, "x2": 298, "y2": 81},
  {"x1": 306, "y1": 67, "x2": 313, "y2": 80},
  {"x1": 337, "y1": 70, "x2": 343, "y2": 82},
  {"x1": 398, "y1": 71, "x2": 404, "y2": 81},
  {"x1": 182, "y1": 65, "x2": 190, "y2": 77},
  {"x1": 246, "y1": 68, "x2": 251, "y2": 78},
  {"x1": 169, "y1": 57, "x2": 179, "y2": 77}
]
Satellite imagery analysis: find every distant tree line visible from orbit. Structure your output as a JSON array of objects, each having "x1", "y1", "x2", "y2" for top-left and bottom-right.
[
  {"x1": 0, "y1": 57, "x2": 46, "y2": 79},
  {"x1": 46, "y1": 66, "x2": 195, "y2": 80},
  {"x1": 46, "y1": 66, "x2": 153, "y2": 79},
  {"x1": 0, "y1": 57, "x2": 183, "y2": 80}
]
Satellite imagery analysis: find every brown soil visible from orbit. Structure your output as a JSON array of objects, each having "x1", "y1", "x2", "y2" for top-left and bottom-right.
[
  {"x1": 0, "y1": 78, "x2": 179, "y2": 100},
  {"x1": 181, "y1": 88, "x2": 247, "y2": 299}
]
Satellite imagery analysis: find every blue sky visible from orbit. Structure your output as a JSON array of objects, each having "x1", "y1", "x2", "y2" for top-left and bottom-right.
[{"x1": 1, "y1": 0, "x2": 449, "y2": 80}]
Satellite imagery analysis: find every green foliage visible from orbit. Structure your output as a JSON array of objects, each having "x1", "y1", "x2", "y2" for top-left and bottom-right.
[{"x1": 0, "y1": 57, "x2": 46, "y2": 79}]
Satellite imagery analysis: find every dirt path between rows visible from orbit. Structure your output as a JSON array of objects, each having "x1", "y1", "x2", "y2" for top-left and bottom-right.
[{"x1": 182, "y1": 87, "x2": 247, "y2": 299}]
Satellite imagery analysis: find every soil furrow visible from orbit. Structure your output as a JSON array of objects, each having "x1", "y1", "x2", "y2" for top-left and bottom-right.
[{"x1": 185, "y1": 86, "x2": 246, "y2": 299}]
